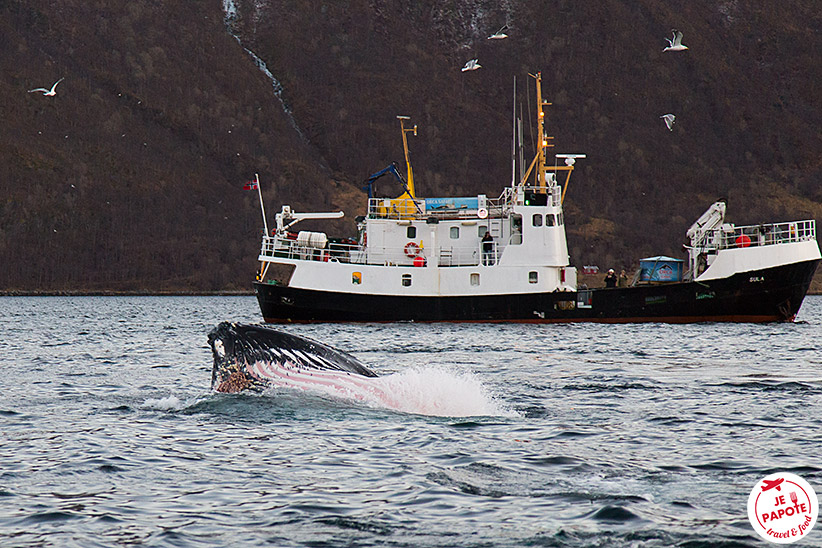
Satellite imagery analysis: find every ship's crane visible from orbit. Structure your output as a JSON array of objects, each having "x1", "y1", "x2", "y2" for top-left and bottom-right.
[
  {"x1": 685, "y1": 201, "x2": 727, "y2": 277},
  {"x1": 362, "y1": 162, "x2": 405, "y2": 200},
  {"x1": 686, "y1": 201, "x2": 726, "y2": 243},
  {"x1": 274, "y1": 205, "x2": 344, "y2": 233},
  {"x1": 363, "y1": 160, "x2": 424, "y2": 216}
]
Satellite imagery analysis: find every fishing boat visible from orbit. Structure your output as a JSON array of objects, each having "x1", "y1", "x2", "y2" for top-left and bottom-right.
[{"x1": 251, "y1": 72, "x2": 820, "y2": 323}]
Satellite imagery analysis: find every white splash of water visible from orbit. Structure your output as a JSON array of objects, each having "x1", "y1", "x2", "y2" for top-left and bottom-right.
[
  {"x1": 242, "y1": 353, "x2": 514, "y2": 417},
  {"x1": 253, "y1": 358, "x2": 516, "y2": 418},
  {"x1": 368, "y1": 366, "x2": 518, "y2": 418},
  {"x1": 142, "y1": 395, "x2": 187, "y2": 410}
]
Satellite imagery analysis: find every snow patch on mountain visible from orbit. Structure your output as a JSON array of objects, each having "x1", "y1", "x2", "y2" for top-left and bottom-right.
[{"x1": 222, "y1": 0, "x2": 306, "y2": 142}]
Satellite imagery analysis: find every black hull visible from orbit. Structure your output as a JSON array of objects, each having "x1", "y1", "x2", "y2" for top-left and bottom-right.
[{"x1": 254, "y1": 259, "x2": 819, "y2": 323}]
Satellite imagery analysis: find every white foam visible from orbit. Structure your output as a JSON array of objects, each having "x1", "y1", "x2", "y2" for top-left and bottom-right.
[
  {"x1": 368, "y1": 366, "x2": 518, "y2": 418},
  {"x1": 240, "y1": 358, "x2": 518, "y2": 418},
  {"x1": 142, "y1": 395, "x2": 187, "y2": 411},
  {"x1": 256, "y1": 361, "x2": 516, "y2": 417}
]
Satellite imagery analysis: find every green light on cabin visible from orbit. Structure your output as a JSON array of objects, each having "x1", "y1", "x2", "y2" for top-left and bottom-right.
[{"x1": 524, "y1": 192, "x2": 548, "y2": 206}]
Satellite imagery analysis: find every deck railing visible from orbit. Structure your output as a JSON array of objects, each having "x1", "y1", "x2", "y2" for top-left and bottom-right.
[
  {"x1": 700, "y1": 220, "x2": 816, "y2": 251},
  {"x1": 259, "y1": 235, "x2": 499, "y2": 267},
  {"x1": 363, "y1": 184, "x2": 559, "y2": 220}
]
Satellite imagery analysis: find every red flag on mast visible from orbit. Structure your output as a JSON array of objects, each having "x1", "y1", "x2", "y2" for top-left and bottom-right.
[{"x1": 243, "y1": 180, "x2": 258, "y2": 190}]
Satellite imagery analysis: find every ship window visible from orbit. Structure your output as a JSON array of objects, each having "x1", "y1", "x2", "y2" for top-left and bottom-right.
[
  {"x1": 525, "y1": 192, "x2": 548, "y2": 206},
  {"x1": 450, "y1": 226, "x2": 460, "y2": 239},
  {"x1": 477, "y1": 225, "x2": 487, "y2": 237},
  {"x1": 557, "y1": 213, "x2": 564, "y2": 225},
  {"x1": 407, "y1": 226, "x2": 417, "y2": 239},
  {"x1": 470, "y1": 273, "x2": 480, "y2": 286},
  {"x1": 352, "y1": 272, "x2": 362, "y2": 285},
  {"x1": 546, "y1": 214, "x2": 555, "y2": 226},
  {"x1": 529, "y1": 271, "x2": 538, "y2": 284},
  {"x1": 511, "y1": 214, "x2": 522, "y2": 245},
  {"x1": 532, "y1": 214, "x2": 543, "y2": 227},
  {"x1": 401, "y1": 273, "x2": 412, "y2": 287}
]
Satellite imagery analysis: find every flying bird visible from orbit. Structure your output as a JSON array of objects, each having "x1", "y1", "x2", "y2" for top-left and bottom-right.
[
  {"x1": 660, "y1": 114, "x2": 676, "y2": 131},
  {"x1": 28, "y1": 77, "x2": 64, "y2": 96},
  {"x1": 487, "y1": 25, "x2": 508, "y2": 40},
  {"x1": 461, "y1": 59, "x2": 481, "y2": 72},
  {"x1": 663, "y1": 30, "x2": 688, "y2": 52}
]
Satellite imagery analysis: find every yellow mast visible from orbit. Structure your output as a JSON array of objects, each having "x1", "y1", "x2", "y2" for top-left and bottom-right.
[
  {"x1": 534, "y1": 72, "x2": 554, "y2": 191},
  {"x1": 397, "y1": 115, "x2": 417, "y2": 199},
  {"x1": 520, "y1": 72, "x2": 577, "y2": 203}
]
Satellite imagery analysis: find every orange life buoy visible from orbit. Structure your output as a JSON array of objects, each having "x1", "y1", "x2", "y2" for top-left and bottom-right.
[
  {"x1": 735, "y1": 234, "x2": 751, "y2": 248},
  {"x1": 404, "y1": 242, "x2": 421, "y2": 257}
]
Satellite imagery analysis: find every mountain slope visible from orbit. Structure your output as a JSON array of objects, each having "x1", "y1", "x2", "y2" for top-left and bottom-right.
[{"x1": 1, "y1": 0, "x2": 819, "y2": 292}]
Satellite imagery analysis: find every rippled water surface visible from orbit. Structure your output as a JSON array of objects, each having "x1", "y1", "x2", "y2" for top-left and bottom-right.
[{"x1": 1, "y1": 296, "x2": 821, "y2": 547}]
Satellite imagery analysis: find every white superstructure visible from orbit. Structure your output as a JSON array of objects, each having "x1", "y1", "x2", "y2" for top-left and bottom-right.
[
  {"x1": 260, "y1": 176, "x2": 578, "y2": 297},
  {"x1": 257, "y1": 72, "x2": 584, "y2": 298}
]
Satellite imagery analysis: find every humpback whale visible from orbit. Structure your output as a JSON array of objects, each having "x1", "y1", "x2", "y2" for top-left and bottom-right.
[
  {"x1": 208, "y1": 322, "x2": 389, "y2": 401},
  {"x1": 207, "y1": 322, "x2": 514, "y2": 417}
]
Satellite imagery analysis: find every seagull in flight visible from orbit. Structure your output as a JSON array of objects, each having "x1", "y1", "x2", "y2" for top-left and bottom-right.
[
  {"x1": 28, "y1": 77, "x2": 64, "y2": 96},
  {"x1": 461, "y1": 59, "x2": 481, "y2": 72},
  {"x1": 487, "y1": 25, "x2": 508, "y2": 40},
  {"x1": 663, "y1": 30, "x2": 688, "y2": 52},
  {"x1": 660, "y1": 114, "x2": 676, "y2": 131}
]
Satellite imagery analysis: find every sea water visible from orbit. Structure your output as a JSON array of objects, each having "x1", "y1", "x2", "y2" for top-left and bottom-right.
[{"x1": 1, "y1": 296, "x2": 821, "y2": 547}]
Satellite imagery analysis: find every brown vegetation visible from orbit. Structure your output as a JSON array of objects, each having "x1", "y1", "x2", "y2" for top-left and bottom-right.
[{"x1": 1, "y1": 0, "x2": 820, "y2": 292}]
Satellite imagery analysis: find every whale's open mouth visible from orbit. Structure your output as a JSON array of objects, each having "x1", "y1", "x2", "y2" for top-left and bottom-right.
[
  {"x1": 207, "y1": 322, "x2": 379, "y2": 393},
  {"x1": 207, "y1": 322, "x2": 514, "y2": 417}
]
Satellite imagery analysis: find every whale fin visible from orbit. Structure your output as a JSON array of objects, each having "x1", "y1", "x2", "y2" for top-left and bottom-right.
[{"x1": 208, "y1": 322, "x2": 379, "y2": 392}]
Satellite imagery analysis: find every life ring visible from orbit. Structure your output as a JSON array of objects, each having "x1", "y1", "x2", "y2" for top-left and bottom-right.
[
  {"x1": 735, "y1": 234, "x2": 751, "y2": 248},
  {"x1": 477, "y1": 207, "x2": 488, "y2": 219},
  {"x1": 404, "y1": 242, "x2": 421, "y2": 257}
]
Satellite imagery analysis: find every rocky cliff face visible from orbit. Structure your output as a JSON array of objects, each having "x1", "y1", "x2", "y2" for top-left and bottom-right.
[{"x1": 1, "y1": 0, "x2": 820, "y2": 291}]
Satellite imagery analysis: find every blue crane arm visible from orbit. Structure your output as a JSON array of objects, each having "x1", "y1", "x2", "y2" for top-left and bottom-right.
[{"x1": 362, "y1": 162, "x2": 406, "y2": 199}]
